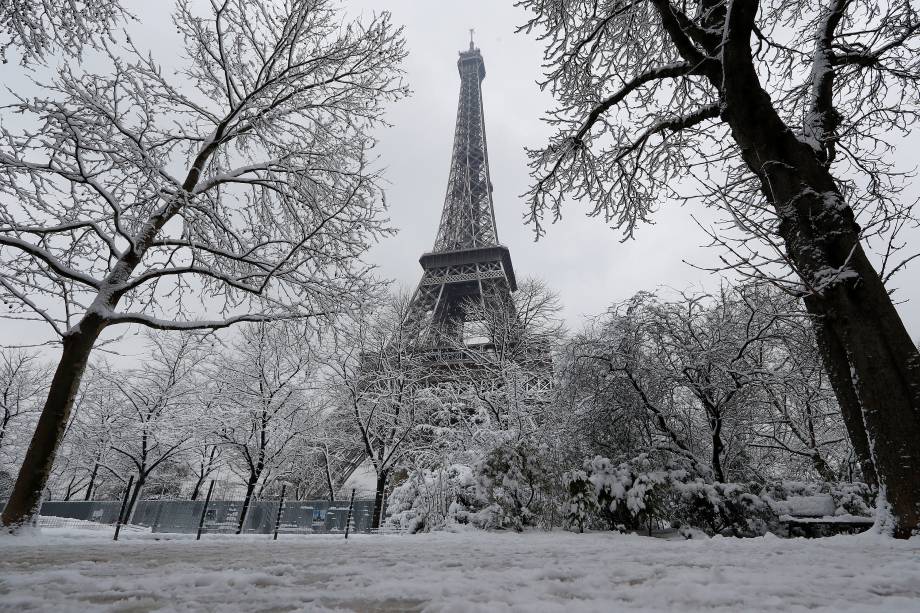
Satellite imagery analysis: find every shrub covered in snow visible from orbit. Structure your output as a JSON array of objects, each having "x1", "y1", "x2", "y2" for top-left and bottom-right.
[
  {"x1": 566, "y1": 454, "x2": 779, "y2": 537},
  {"x1": 765, "y1": 481, "x2": 875, "y2": 517},
  {"x1": 671, "y1": 482, "x2": 777, "y2": 537},
  {"x1": 473, "y1": 441, "x2": 562, "y2": 531},
  {"x1": 389, "y1": 441, "x2": 565, "y2": 533},
  {"x1": 386, "y1": 464, "x2": 482, "y2": 533},
  {"x1": 580, "y1": 454, "x2": 679, "y2": 533},
  {"x1": 564, "y1": 454, "x2": 685, "y2": 533},
  {"x1": 563, "y1": 470, "x2": 597, "y2": 533},
  {"x1": 389, "y1": 452, "x2": 872, "y2": 538}
]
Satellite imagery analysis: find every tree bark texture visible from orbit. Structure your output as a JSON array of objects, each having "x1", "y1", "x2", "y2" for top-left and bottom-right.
[
  {"x1": 371, "y1": 470, "x2": 388, "y2": 530},
  {"x1": 710, "y1": 427, "x2": 726, "y2": 483},
  {"x1": 190, "y1": 478, "x2": 204, "y2": 502},
  {"x1": 718, "y1": 0, "x2": 919, "y2": 536},
  {"x1": 1, "y1": 318, "x2": 104, "y2": 529},
  {"x1": 236, "y1": 474, "x2": 259, "y2": 535},
  {"x1": 125, "y1": 474, "x2": 146, "y2": 525},
  {"x1": 809, "y1": 309, "x2": 877, "y2": 487},
  {"x1": 84, "y1": 461, "x2": 100, "y2": 501}
]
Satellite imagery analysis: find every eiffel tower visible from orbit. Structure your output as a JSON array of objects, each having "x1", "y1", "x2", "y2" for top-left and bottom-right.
[{"x1": 407, "y1": 39, "x2": 517, "y2": 347}]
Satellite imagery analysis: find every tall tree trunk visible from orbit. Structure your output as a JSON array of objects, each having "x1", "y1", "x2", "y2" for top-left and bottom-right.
[
  {"x1": 84, "y1": 461, "x2": 100, "y2": 501},
  {"x1": 190, "y1": 476, "x2": 204, "y2": 502},
  {"x1": 709, "y1": 413, "x2": 726, "y2": 482},
  {"x1": 371, "y1": 469, "x2": 388, "y2": 530},
  {"x1": 324, "y1": 450, "x2": 336, "y2": 502},
  {"x1": 125, "y1": 473, "x2": 145, "y2": 525},
  {"x1": 236, "y1": 473, "x2": 259, "y2": 535},
  {"x1": 0, "y1": 414, "x2": 10, "y2": 453},
  {"x1": 806, "y1": 254, "x2": 920, "y2": 535},
  {"x1": 1, "y1": 320, "x2": 104, "y2": 530},
  {"x1": 808, "y1": 313, "x2": 877, "y2": 487},
  {"x1": 719, "y1": 2, "x2": 920, "y2": 536}
]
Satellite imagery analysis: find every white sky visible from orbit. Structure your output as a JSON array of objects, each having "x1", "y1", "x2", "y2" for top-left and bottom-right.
[{"x1": 1, "y1": 0, "x2": 918, "y2": 352}]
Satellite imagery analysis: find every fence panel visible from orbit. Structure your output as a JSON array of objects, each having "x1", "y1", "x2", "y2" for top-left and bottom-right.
[{"x1": 27, "y1": 498, "x2": 376, "y2": 535}]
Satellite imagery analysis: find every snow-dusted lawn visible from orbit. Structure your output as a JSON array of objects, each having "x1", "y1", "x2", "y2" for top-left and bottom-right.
[{"x1": 1, "y1": 529, "x2": 918, "y2": 612}]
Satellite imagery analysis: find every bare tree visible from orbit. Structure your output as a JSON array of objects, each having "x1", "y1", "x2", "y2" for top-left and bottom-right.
[
  {"x1": 188, "y1": 443, "x2": 222, "y2": 501},
  {"x1": 561, "y1": 283, "x2": 854, "y2": 485},
  {"x1": 748, "y1": 310, "x2": 854, "y2": 482},
  {"x1": 106, "y1": 333, "x2": 205, "y2": 519},
  {"x1": 212, "y1": 322, "x2": 320, "y2": 534},
  {"x1": 520, "y1": 0, "x2": 920, "y2": 536},
  {"x1": 326, "y1": 294, "x2": 440, "y2": 529},
  {"x1": 187, "y1": 428, "x2": 224, "y2": 501},
  {"x1": 270, "y1": 431, "x2": 350, "y2": 502},
  {"x1": 0, "y1": 349, "x2": 45, "y2": 467},
  {"x1": 0, "y1": 0, "x2": 128, "y2": 64},
  {"x1": 44, "y1": 363, "x2": 121, "y2": 501},
  {"x1": 568, "y1": 293, "x2": 721, "y2": 479},
  {"x1": 0, "y1": 0, "x2": 406, "y2": 528}
]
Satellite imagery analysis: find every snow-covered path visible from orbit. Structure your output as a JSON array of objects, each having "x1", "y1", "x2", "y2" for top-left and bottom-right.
[{"x1": 1, "y1": 529, "x2": 918, "y2": 612}]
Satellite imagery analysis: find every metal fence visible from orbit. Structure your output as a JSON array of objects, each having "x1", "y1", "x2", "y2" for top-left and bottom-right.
[{"x1": 20, "y1": 493, "x2": 376, "y2": 536}]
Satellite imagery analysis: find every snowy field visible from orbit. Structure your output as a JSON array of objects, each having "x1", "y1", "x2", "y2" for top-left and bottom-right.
[{"x1": 1, "y1": 529, "x2": 919, "y2": 612}]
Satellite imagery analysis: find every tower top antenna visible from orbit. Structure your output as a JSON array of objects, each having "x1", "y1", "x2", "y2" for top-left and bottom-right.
[{"x1": 469, "y1": 28, "x2": 475, "y2": 50}]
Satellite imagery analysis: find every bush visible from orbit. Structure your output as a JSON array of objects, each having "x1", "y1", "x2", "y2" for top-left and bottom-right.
[
  {"x1": 387, "y1": 464, "x2": 482, "y2": 533},
  {"x1": 584, "y1": 454, "x2": 679, "y2": 533},
  {"x1": 387, "y1": 442, "x2": 565, "y2": 533},
  {"x1": 563, "y1": 470, "x2": 597, "y2": 533},
  {"x1": 764, "y1": 481, "x2": 874, "y2": 517},
  {"x1": 567, "y1": 454, "x2": 778, "y2": 537},
  {"x1": 672, "y1": 482, "x2": 777, "y2": 537},
  {"x1": 473, "y1": 441, "x2": 561, "y2": 531}
]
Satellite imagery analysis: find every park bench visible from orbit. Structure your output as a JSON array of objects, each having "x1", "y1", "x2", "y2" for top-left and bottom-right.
[{"x1": 774, "y1": 495, "x2": 874, "y2": 538}]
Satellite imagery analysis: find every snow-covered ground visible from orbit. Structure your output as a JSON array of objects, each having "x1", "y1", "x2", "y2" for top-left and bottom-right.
[{"x1": 1, "y1": 528, "x2": 918, "y2": 612}]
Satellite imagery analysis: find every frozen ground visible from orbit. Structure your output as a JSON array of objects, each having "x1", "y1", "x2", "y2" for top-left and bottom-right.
[{"x1": 1, "y1": 528, "x2": 919, "y2": 612}]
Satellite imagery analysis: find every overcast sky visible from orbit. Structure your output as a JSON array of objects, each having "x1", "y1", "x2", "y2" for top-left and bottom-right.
[{"x1": 1, "y1": 0, "x2": 918, "y2": 351}]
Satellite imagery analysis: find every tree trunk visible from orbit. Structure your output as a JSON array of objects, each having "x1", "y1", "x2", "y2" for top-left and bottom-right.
[
  {"x1": 125, "y1": 473, "x2": 145, "y2": 524},
  {"x1": 729, "y1": 106, "x2": 919, "y2": 537},
  {"x1": 811, "y1": 451, "x2": 837, "y2": 483},
  {"x1": 236, "y1": 473, "x2": 259, "y2": 535},
  {"x1": 710, "y1": 433, "x2": 725, "y2": 483},
  {"x1": 63, "y1": 475, "x2": 78, "y2": 501},
  {"x1": 324, "y1": 450, "x2": 336, "y2": 502},
  {"x1": 371, "y1": 470, "x2": 388, "y2": 530},
  {"x1": 84, "y1": 461, "x2": 100, "y2": 501},
  {"x1": 805, "y1": 255, "x2": 920, "y2": 536},
  {"x1": 718, "y1": 2, "x2": 920, "y2": 536},
  {"x1": 190, "y1": 477, "x2": 203, "y2": 501},
  {"x1": 808, "y1": 311, "x2": 877, "y2": 487},
  {"x1": 709, "y1": 412, "x2": 726, "y2": 482},
  {"x1": 190, "y1": 447, "x2": 217, "y2": 501},
  {"x1": 1, "y1": 320, "x2": 104, "y2": 530},
  {"x1": 0, "y1": 414, "x2": 10, "y2": 453}
]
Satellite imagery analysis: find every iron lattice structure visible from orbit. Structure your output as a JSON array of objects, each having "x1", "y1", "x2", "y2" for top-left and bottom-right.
[{"x1": 408, "y1": 42, "x2": 517, "y2": 344}]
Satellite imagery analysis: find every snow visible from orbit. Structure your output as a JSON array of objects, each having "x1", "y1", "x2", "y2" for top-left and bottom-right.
[
  {"x1": 772, "y1": 495, "x2": 837, "y2": 518},
  {"x1": 1, "y1": 529, "x2": 919, "y2": 612},
  {"x1": 779, "y1": 514, "x2": 874, "y2": 524},
  {"x1": 34, "y1": 515, "x2": 146, "y2": 532}
]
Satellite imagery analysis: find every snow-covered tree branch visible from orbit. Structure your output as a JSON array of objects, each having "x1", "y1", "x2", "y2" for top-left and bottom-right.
[
  {"x1": 0, "y1": 0, "x2": 407, "y2": 529},
  {"x1": 519, "y1": 0, "x2": 920, "y2": 537}
]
